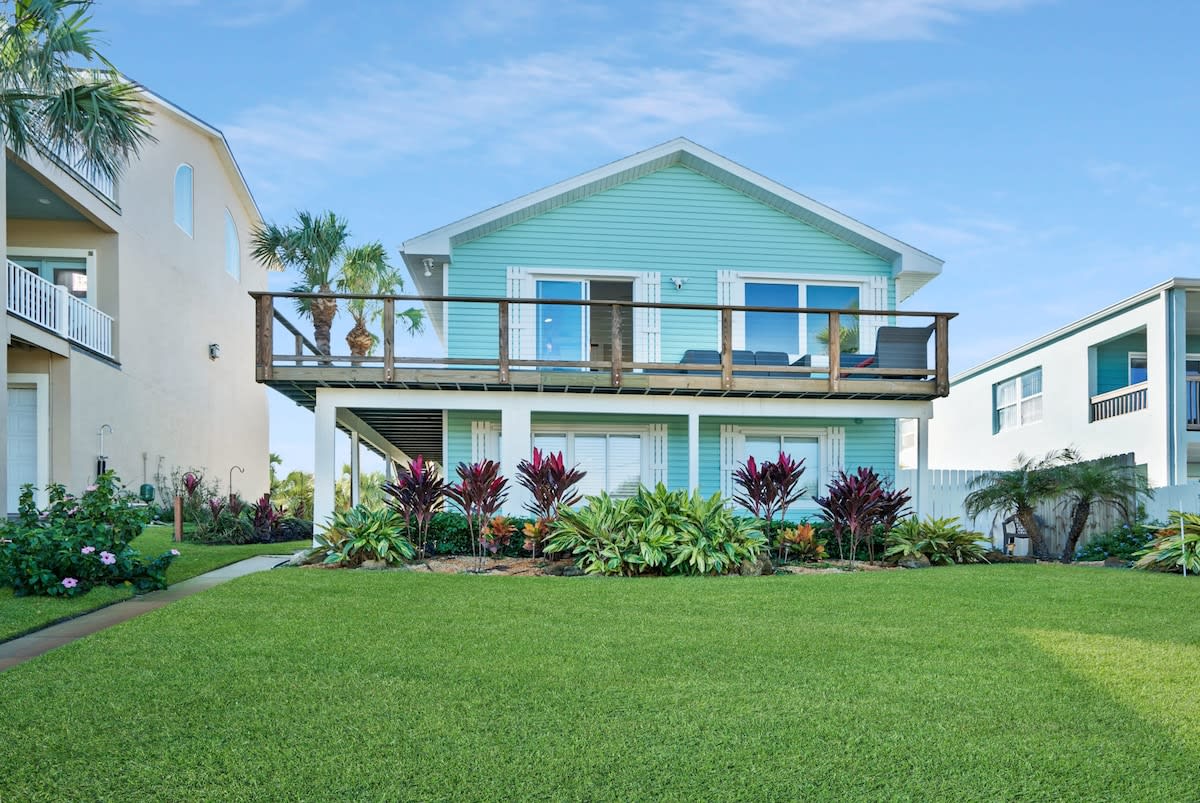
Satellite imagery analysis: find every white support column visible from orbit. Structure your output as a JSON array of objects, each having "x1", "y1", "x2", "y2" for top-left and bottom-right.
[
  {"x1": 313, "y1": 393, "x2": 337, "y2": 541},
  {"x1": 688, "y1": 412, "x2": 700, "y2": 493},
  {"x1": 500, "y1": 405, "x2": 531, "y2": 515},
  {"x1": 349, "y1": 431, "x2": 361, "y2": 507},
  {"x1": 916, "y1": 417, "x2": 931, "y2": 517},
  {"x1": 384, "y1": 458, "x2": 394, "y2": 483}
]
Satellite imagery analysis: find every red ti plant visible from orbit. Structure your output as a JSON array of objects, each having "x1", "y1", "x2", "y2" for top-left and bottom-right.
[
  {"x1": 251, "y1": 494, "x2": 284, "y2": 541},
  {"x1": 206, "y1": 497, "x2": 226, "y2": 519},
  {"x1": 444, "y1": 460, "x2": 509, "y2": 572},
  {"x1": 815, "y1": 467, "x2": 910, "y2": 566},
  {"x1": 182, "y1": 472, "x2": 202, "y2": 498},
  {"x1": 732, "y1": 451, "x2": 808, "y2": 544},
  {"x1": 515, "y1": 448, "x2": 585, "y2": 557},
  {"x1": 383, "y1": 455, "x2": 445, "y2": 559}
]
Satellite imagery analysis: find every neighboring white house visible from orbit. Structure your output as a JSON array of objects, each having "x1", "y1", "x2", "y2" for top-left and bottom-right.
[
  {"x1": 2, "y1": 85, "x2": 271, "y2": 512},
  {"x1": 928, "y1": 278, "x2": 1200, "y2": 486}
]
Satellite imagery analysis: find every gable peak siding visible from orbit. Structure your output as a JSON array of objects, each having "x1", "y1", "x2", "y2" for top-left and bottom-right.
[{"x1": 447, "y1": 165, "x2": 894, "y2": 360}]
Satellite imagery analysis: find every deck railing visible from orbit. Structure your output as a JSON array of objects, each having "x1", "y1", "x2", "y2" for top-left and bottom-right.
[
  {"x1": 7, "y1": 259, "x2": 114, "y2": 359},
  {"x1": 251, "y1": 292, "x2": 955, "y2": 397},
  {"x1": 1190, "y1": 377, "x2": 1200, "y2": 430},
  {"x1": 1090, "y1": 382, "x2": 1148, "y2": 422}
]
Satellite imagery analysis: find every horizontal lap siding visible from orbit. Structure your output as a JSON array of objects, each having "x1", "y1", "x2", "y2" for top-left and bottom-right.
[
  {"x1": 444, "y1": 410, "x2": 499, "y2": 470},
  {"x1": 448, "y1": 165, "x2": 893, "y2": 361},
  {"x1": 1095, "y1": 331, "x2": 1146, "y2": 394},
  {"x1": 698, "y1": 417, "x2": 898, "y2": 500}
]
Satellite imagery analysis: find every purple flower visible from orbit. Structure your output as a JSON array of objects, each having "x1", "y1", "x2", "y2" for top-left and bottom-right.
[
  {"x1": 68, "y1": 506, "x2": 80, "y2": 516},
  {"x1": 170, "y1": 549, "x2": 180, "y2": 556},
  {"x1": 85, "y1": 484, "x2": 98, "y2": 493},
  {"x1": 61, "y1": 577, "x2": 78, "y2": 589},
  {"x1": 81, "y1": 546, "x2": 96, "y2": 555},
  {"x1": 99, "y1": 551, "x2": 116, "y2": 565}
]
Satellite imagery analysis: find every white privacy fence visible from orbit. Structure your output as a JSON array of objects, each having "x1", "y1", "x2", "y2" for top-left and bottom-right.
[{"x1": 7, "y1": 260, "x2": 114, "y2": 359}]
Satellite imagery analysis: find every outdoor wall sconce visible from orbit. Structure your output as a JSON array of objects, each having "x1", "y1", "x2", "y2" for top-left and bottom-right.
[
  {"x1": 422, "y1": 257, "x2": 434, "y2": 277},
  {"x1": 669, "y1": 277, "x2": 689, "y2": 290},
  {"x1": 208, "y1": 343, "x2": 221, "y2": 360}
]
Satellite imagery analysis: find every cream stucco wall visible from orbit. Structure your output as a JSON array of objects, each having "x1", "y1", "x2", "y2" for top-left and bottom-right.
[
  {"x1": 4, "y1": 98, "x2": 269, "y2": 505},
  {"x1": 929, "y1": 295, "x2": 1174, "y2": 485}
]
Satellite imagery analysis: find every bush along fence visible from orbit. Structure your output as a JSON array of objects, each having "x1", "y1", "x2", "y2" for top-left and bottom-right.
[
  {"x1": 170, "y1": 470, "x2": 313, "y2": 545},
  {"x1": 299, "y1": 448, "x2": 1001, "y2": 576}
]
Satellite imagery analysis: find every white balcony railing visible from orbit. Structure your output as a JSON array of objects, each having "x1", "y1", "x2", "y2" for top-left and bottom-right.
[
  {"x1": 1089, "y1": 382, "x2": 1148, "y2": 422},
  {"x1": 7, "y1": 259, "x2": 114, "y2": 358}
]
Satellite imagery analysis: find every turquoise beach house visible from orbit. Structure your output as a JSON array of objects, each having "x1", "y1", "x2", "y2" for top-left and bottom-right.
[{"x1": 253, "y1": 139, "x2": 953, "y2": 522}]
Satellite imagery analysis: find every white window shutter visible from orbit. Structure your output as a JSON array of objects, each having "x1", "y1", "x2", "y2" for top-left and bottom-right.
[
  {"x1": 719, "y1": 424, "x2": 737, "y2": 498},
  {"x1": 648, "y1": 424, "x2": 668, "y2": 486},
  {"x1": 717, "y1": 270, "x2": 744, "y2": 350},
  {"x1": 860, "y1": 276, "x2": 889, "y2": 354},
  {"x1": 633, "y1": 272, "x2": 661, "y2": 365},
  {"x1": 825, "y1": 426, "x2": 846, "y2": 488},
  {"x1": 471, "y1": 421, "x2": 499, "y2": 463},
  {"x1": 506, "y1": 267, "x2": 535, "y2": 362}
]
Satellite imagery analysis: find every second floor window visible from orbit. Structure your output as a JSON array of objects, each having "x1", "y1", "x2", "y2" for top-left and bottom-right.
[
  {"x1": 174, "y1": 164, "x2": 193, "y2": 237},
  {"x1": 995, "y1": 367, "x2": 1043, "y2": 432}
]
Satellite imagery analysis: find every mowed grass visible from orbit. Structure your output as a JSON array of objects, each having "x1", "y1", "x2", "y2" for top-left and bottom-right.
[
  {"x1": 0, "y1": 525, "x2": 308, "y2": 642},
  {"x1": 4, "y1": 565, "x2": 1200, "y2": 801}
]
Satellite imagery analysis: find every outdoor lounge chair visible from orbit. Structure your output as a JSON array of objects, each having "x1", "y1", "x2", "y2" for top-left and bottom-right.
[{"x1": 875, "y1": 324, "x2": 935, "y2": 379}]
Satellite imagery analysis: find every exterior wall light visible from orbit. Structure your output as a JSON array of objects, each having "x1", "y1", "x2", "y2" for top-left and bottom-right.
[{"x1": 208, "y1": 343, "x2": 221, "y2": 360}]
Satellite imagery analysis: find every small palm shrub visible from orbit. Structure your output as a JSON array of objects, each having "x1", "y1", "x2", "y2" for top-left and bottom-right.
[
  {"x1": 1133, "y1": 513, "x2": 1200, "y2": 573},
  {"x1": 884, "y1": 516, "x2": 988, "y2": 565},
  {"x1": 1076, "y1": 521, "x2": 1160, "y2": 561},
  {"x1": 546, "y1": 484, "x2": 765, "y2": 576},
  {"x1": 1, "y1": 474, "x2": 176, "y2": 597},
  {"x1": 312, "y1": 506, "x2": 415, "y2": 567}
]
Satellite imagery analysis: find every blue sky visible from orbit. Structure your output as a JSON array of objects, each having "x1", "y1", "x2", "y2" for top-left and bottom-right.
[{"x1": 96, "y1": 0, "x2": 1200, "y2": 473}]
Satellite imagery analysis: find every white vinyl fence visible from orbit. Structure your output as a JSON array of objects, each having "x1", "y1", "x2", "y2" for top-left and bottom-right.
[{"x1": 897, "y1": 454, "x2": 1191, "y2": 557}]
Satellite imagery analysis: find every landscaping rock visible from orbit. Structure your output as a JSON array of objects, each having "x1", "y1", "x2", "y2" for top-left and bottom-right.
[
  {"x1": 286, "y1": 550, "x2": 310, "y2": 567},
  {"x1": 358, "y1": 559, "x2": 389, "y2": 571},
  {"x1": 543, "y1": 563, "x2": 567, "y2": 576},
  {"x1": 740, "y1": 555, "x2": 770, "y2": 576},
  {"x1": 562, "y1": 566, "x2": 585, "y2": 577},
  {"x1": 897, "y1": 554, "x2": 931, "y2": 569},
  {"x1": 1104, "y1": 556, "x2": 1131, "y2": 568}
]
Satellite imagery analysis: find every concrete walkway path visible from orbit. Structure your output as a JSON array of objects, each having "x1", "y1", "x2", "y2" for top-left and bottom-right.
[{"x1": 0, "y1": 555, "x2": 289, "y2": 671}]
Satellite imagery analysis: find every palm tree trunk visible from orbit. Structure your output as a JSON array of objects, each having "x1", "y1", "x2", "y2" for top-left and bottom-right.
[
  {"x1": 1061, "y1": 501, "x2": 1092, "y2": 563},
  {"x1": 346, "y1": 315, "x2": 373, "y2": 357},
  {"x1": 1017, "y1": 506, "x2": 1049, "y2": 559},
  {"x1": 310, "y1": 284, "x2": 338, "y2": 357}
]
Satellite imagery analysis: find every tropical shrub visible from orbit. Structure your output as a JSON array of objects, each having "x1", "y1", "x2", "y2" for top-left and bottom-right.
[
  {"x1": 276, "y1": 516, "x2": 315, "y2": 542},
  {"x1": 425, "y1": 511, "x2": 533, "y2": 556},
  {"x1": 546, "y1": 485, "x2": 766, "y2": 576},
  {"x1": 444, "y1": 460, "x2": 509, "y2": 571},
  {"x1": 964, "y1": 449, "x2": 1072, "y2": 560},
  {"x1": 516, "y1": 449, "x2": 585, "y2": 557},
  {"x1": 815, "y1": 468, "x2": 911, "y2": 565},
  {"x1": 732, "y1": 452, "x2": 807, "y2": 542},
  {"x1": 312, "y1": 506, "x2": 415, "y2": 567},
  {"x1": 1133, "y1": 513, "x2": 1200, "y2": 573},
  {"x1": 884, "y1": 517, "x2": 988, "y2": 565},
  {"x1": 776, "y1": 522, "x2": 826, "y2": 563},
  {"x1": 0, "y1": 474, "x2": 176, "y2": 597},
  {"x1": 1053, "y1": 454, "x2": 1151, "y2": 562},
  {"x1": 383, "y1": 455, "x2": 444, "y2": 557},
  {"x1": 190, "y1": 496, "x2": 255, "y2": 545},
  {"x1": 480, "y1": 515, "x2": 516, "y2": 554},
  {"x1": 1076, "y1": 520, "x2": 1159, "y2": 562}
]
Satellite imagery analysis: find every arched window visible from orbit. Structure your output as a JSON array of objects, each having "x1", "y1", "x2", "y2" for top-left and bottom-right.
[
  {"x1": 224, "y1": 209, "x2": 240, "y2": 280},
  {"x1": 173, "y1": 164, "x2": 193, "y2": 236}
]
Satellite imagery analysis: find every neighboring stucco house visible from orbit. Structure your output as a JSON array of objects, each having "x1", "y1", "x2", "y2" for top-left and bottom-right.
[
  {"x1": 928, "y1": 279, "x2": 1200, "y2": 487},
  {"x1": 3, "y1": 87, "x2": 270, "y2": 513},
  {"x1": 254, "y1": 139, "x2": 952, "y2": 524}
]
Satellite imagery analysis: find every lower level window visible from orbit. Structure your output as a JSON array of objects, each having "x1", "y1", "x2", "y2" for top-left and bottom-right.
[
  {"x1": 741, "y1": 434, "x2": 821, "y2": 497},
  {"x1": 532, "y1": 432, "x2": 642, "y2": 498}
]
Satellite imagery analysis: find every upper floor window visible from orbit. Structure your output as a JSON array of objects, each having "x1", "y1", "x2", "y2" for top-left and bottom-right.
[
  {"x1": 174, "y1": 164, "x2": 193, "y2": 237},
  {"x1": 1129, "y1": 353, "x2": 1148, "y2": 385},
  {"x1": 994, "y1": 367, "x2": 1042, "y2": 432},
  {"x1": 224, "y1": 209, "x2": 240, "y2": 280},
  {"x1": 743, "y1": 281, "x2": 861, "y2": 356}
]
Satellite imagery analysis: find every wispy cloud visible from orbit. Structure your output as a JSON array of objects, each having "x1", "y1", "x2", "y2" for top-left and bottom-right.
[
  {"x1": 701, "y1": 0, "x2": 1041, "y2": 46},
  {"x1": 795, "y1": 80, "x2": 970, "y2": 125},
  {"x1": 223, "y1": 48, "x2": 784, "y2": 180}
]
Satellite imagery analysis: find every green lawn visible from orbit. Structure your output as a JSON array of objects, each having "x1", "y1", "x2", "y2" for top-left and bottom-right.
[
  {"x1": 3, "y1": 565, "x2": 1200, "y2": 800},
  {"x1": 0, "y1": 525, "x2": 307, "y2": 642}
]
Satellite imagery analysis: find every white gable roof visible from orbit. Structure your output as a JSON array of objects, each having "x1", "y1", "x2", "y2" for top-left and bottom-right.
[{"x1": 401, "y1": 137, "x2": 943, "y2": 301}]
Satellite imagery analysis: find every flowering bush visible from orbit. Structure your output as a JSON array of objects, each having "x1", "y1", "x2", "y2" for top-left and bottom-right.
[{"x1": 0, "y1": 473, "x2": 176, "y2": 597}]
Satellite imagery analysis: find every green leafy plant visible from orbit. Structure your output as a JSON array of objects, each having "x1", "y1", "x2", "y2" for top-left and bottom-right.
[
  {"x1": 1077, "y1": 520, "x2": 1160, "y2": 562},
  {"x1": 546, "y1": 485, "x2": 765, "y2": 576},
  {"x1": 0, "y1": 474, "x2": 175, "y2": 597},
  {"x1": 1053, "y1": 454, "x2": 1151, "y2": 563},
  {"x1": 313, "y1": 506, "x2": 415, "y2": 567},
  {"x1": 1133, "y1": 513, "x2": 1200, "y2": 574},
  {"x1": 884, "y1": 516, "x2": 988, "y2": 565}
]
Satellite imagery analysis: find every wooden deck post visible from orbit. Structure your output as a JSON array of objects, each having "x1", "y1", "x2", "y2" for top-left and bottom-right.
[
  {"x1": 294, "y1": 332, "x2": 303, "y2": 366},
  {"x1": 935, "y1": 314, "x2": 950, "y2": 396},
  {"x1": 827, "y1": 311, "x2": 841, "y2": 394},
  {"x1": 610, "y1": 303, "x2": 623, "y2": 387},
  {"x1": 255, "y1": 295, "x2": 273, "y2": 381},
  {"x1": 382, "y1": 298, "x2": 395, "y2": 383},
  {"x1": 498, "y1": 300, "x2": 510, "y2": 384},
  {"x1": 720, "y1": 307, "x2": 733, "y2": 390}
]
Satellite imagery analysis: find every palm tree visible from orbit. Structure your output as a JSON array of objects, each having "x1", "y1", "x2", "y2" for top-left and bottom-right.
[
  {"x1": 336, "y1": 242, "x2": 423, "y2": 357},
  {"x1": 1055, "y1": 455, "x2": 1150, "y2": 563},
  {"x1": 964, "y1": 449, "x2": 1073, "y2": 559},
  {"x1": 250, "y1": 211, "x2": 350, "y2": 356},
  {"x1": 1, "y1": 0, "x2": 154, "y2": 182}
]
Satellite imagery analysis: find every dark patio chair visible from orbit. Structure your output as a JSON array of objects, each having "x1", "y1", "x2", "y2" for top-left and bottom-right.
[
  {"x1": 875, "y1": 324, "x2": 935, "y2": 379},
  {"x1": 754, "y1": 351, "x2": 790, "y2": 377},
  {"x1": 680, "y1": 349, "x2": 720, "y2": 376}
]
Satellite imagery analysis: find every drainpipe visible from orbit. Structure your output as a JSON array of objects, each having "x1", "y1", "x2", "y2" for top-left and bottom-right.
[{"x1": 1164, "y1": 287, "x2": 1189, "y2": 486}]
